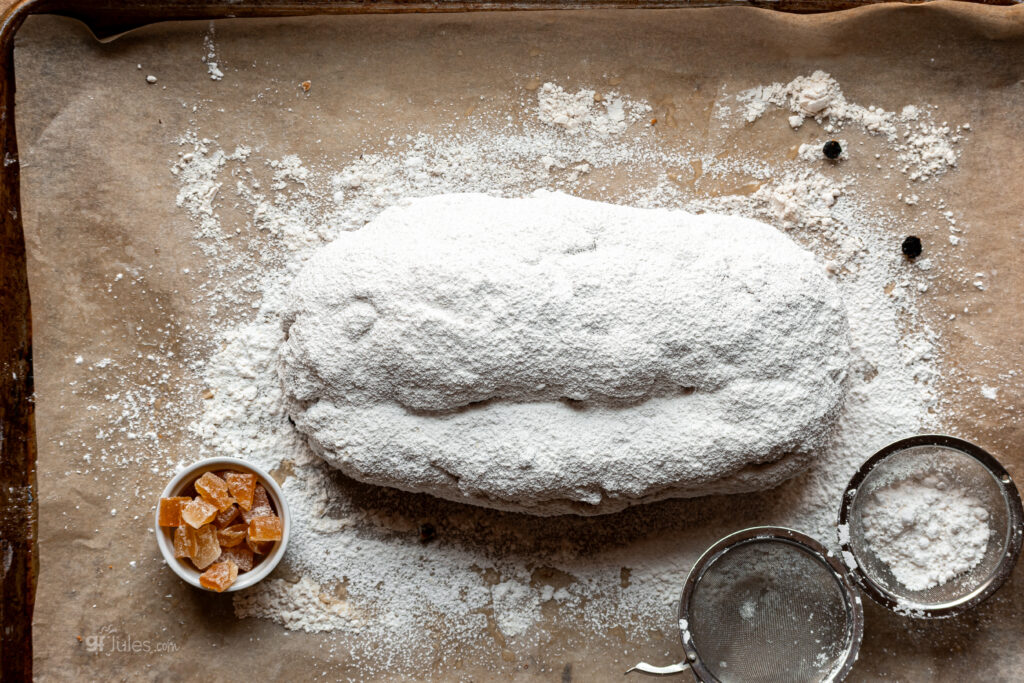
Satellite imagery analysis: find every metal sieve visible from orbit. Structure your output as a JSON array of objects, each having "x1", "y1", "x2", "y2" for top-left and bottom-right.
[
  {"x1": 838, "y1": 434, "x2": 1024, "y2": 618},
  {"x1": 626, "y1": 527, "x2": 863, "y2": 682}
]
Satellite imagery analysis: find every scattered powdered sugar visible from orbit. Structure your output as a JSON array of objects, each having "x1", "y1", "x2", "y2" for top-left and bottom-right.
[
  {"x1": 176, "y1": 77, "x2": 948, "y2": 671},
  {"x1": 860, "y1": 473, "x2": 991, "y2": 591},
  {"x1": 233, "y1": 575, "x2": 358, "y2": 632},
  {"x1": 189, "y1": 319, "x2": 307, "y2": 463},
  {"x1": 202, "y1": 23, "x2": 224, "y2": 81},
  {"x1": 170, "y1": 142, "x2": 251, "y2": 247},
  {"x1": 65, "y1": 69, "x2": 990, "y2": 674},
  {"x1": 735, "y1": 70, "x2": 966, "y2": 180},
  {"x1": 737, "y1": 71, "x2": 894, "y2": 135},
  {"x1": 759, "y1": 168, "x2": 845, "y2": 230},
  {"x1": 536, "y1": 82, "x2": 652, "y2": 136},
  {"x1": 898, "y1": 120, "x2": 961, "y2": 181}
]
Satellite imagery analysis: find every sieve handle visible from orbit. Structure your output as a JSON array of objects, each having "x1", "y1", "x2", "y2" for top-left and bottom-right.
[{"x1": 624, "y1": 660, "x2": 691, "y2": 676}]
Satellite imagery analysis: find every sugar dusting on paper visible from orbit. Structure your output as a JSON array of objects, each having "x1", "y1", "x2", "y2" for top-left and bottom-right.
[{"x1": 64, "y1": 70, "x2": 1003, "y2": 673}]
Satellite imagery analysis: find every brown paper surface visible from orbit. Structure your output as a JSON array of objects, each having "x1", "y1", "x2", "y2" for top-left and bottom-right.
[{"x1": 17, "y1": 3, "x2": 1024, "y2": 680}]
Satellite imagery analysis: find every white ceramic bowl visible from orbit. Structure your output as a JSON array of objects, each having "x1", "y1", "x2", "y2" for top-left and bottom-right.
[{"x1": 155, "y1": 457, "x2": 290, "y2": 592}]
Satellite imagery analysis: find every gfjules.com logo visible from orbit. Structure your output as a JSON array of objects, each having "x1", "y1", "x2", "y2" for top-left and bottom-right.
[{"x1": 81, "y1": 624, "x2": 179, "y2": 654}]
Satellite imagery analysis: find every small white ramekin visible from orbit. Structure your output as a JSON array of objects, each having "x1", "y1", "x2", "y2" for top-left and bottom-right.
[{"x1": 155, "y1": 456, "x2": 290, "y2": 592}]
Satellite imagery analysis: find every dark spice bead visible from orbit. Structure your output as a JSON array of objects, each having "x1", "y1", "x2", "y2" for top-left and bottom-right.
[
  {"x1": 823, "y1": 140, "x2": 842, "y2": 160},
  {"x1": 901, "y1": 235, "x2": 923, "y2": 259}
]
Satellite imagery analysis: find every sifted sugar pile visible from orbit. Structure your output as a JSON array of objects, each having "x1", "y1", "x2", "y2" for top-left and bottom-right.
[
  {"x1": 860, "y1": 473, "x2": 991, "y2": 591},
  {"x1": 102, "y1": 69, "x2": 985, "y2": 674}
]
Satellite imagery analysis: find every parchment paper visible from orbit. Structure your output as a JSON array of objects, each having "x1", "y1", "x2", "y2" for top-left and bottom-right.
[{"x1": 18, "y1": 3, "x2": 1024, "y2": 680}]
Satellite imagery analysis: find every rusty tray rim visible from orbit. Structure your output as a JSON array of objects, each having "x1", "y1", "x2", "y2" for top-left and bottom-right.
[{"x1": 0, "y1": 0, "x2": 1015, "y2": 678}]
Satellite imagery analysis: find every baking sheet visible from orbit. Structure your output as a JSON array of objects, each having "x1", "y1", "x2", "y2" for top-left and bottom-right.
[{"x1": 18, "y1": 3, "x2": 1024, "y2": 680}]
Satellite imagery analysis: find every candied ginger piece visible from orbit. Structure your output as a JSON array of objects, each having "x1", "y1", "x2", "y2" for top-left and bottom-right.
[
  {"x1": 199, "y1": 560, "x2": 238, "y2": 592},
  {"x1": 241, "y1": 503, "x2": 273, "y2": 524},
  {"x1": 248, "y1": 515, "x2": 283, "y2": 543},
  {"x1": 158, "y1": 496, "x2": 191, "y2": 527},
  {"x1": 220, "y1": 545, "x2": 254, "y2": 572},
  {"x1": 217, "y1": 523, "x2": 248, "y2": 548},
  {"x1": 247, "y1": 536, "x2": 273, "y2": 555},
  {"x1": 214, "y1": 505, "x2": 240, "y2": 528},
  {"x1": 173, "y1": 525, "x2": 197, "y2": 558},
  {"x1": 252, "y1": 482, "x2": 270, "y2": 508},
  {"x1": 194, "y1": 472, "x2": 235, "y2": 512},
  {"x1": 182, "y1": 497, "x2": 218, "y2": 528},
  {"x1": 224, "y1": 472, "x2": 257, "y2": 511},
  {"x1": 191, "y1": 524, "x2": 222, "y2": 570},
  {"x1": 240, "y1": 484, "x2": 274, "y2": 523}
]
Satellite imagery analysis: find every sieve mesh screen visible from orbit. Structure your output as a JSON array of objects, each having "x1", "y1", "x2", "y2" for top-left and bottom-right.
[{"x1": 688, "y1": 540, "x2": 852, "y2": 683}]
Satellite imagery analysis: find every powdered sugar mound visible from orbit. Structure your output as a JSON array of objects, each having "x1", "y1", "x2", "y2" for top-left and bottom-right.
[
  {"x1": 269, "y1": 154, "x2": 310, "y2": 188},
  {"x1": 280, "y1": 192, "x2": 851, "y2": 515},
  {"x1": 537, "y1": 82, "x2": 651, "y2": 136},
  {"x1": 234, "y1": 576, "x2": 359, "y2": 632},
  {"x1": 491, "y1": 579, "x2": 541, "y2": 637},
  {"x1": 860, "y1": 473, "x2": 990, "y2": 591},
  {"x1": 738, "y1": 70, "x2": 897, "y2": 138},
  {"x1": 758, "y1": 168, "x2": 846, "y2": 230},
  {"x1": 900, "y1": 121, "x2": 962, "y2": 181}
]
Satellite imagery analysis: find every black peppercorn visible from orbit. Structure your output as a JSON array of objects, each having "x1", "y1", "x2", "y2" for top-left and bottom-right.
[
  {"x1": 419, "y1": 522, "x2": 437, "y2": 543},
  {"x1": 822, "y1": 140, "x2": 842, "y2": 160},
  {"x1": 901, "y1": 236, "x2": 923, "y2": 259}
]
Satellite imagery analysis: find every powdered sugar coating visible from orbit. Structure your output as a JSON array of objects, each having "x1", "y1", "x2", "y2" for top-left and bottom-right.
[{"x1": 279, "y1": 191, "x2": 851, "y2": 515}]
